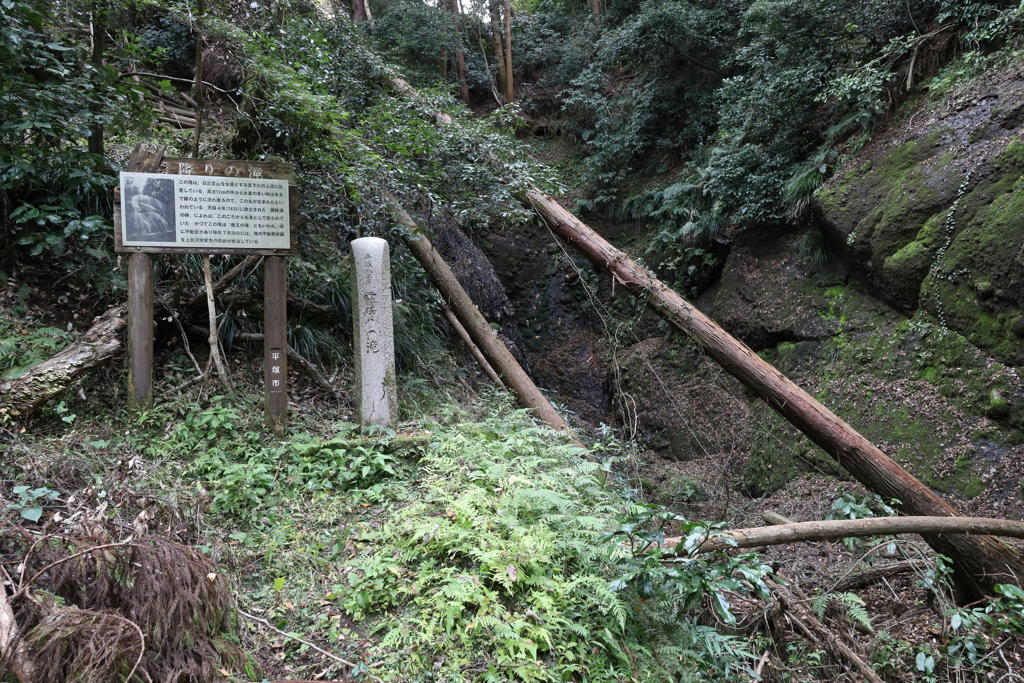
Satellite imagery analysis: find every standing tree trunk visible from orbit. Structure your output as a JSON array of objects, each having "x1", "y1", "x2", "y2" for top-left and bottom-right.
[
  {"x1": 88, "y1": 13, "x2": 105, "y2": 156},
  {"x1": 526, "y1": 189, "x2": 1024, "y2": 599},
  {"x1": 351, "y1": 0, "x2": 371, "y2": 23},
  {"x1": 190, "y1": 0, "x2": 205, "y2": 158},
  {"x1": 450, "y1": 0, "x2": 470, "y2": 104},
  {"x1": 502, "y1": 0, "x2": 513, "y2": 104},
  {"x1": 489, "y1": 0, "x2": 507, "y2": 102},
  {"x1": 588, "y1": 0, "x2": 600, "y2": 26}
]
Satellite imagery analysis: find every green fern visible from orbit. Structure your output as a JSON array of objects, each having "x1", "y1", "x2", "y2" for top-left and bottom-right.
[{"x1": 812, "y1": 591, "x2": 872, "y2": 630}]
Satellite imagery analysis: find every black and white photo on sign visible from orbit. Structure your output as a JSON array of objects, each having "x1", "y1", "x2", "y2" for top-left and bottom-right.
[{"x1": 123, "y1": 175, "x2": 176, "y2": 242}]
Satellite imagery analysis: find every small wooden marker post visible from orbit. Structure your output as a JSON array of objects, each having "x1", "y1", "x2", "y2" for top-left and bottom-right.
[
  {"x1": 115, "y1": 144, "x2": 297, "y2": 433},
  {"x1": 264, "y1": 256, "x2": 288, "y2": 434}
]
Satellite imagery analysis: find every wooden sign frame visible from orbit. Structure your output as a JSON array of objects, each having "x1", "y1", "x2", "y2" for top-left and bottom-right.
[{"x1": 120, "y1": 146, "x2": 292, "y2": 434}]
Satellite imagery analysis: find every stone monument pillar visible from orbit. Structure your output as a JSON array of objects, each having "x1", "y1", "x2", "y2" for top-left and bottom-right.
[{"x1": 351, "y1": 237, "x2": 397, "y2": 429}]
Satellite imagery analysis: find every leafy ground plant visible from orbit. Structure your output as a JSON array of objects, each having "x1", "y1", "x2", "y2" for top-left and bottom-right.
[{"x1": 325, "y1": 410, "x2": 767, "y2": 682}]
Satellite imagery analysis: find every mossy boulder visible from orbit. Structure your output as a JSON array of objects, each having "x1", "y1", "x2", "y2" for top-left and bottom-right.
[{"x1": 816, "y1": 131, "x2": 960, "y2": 311}]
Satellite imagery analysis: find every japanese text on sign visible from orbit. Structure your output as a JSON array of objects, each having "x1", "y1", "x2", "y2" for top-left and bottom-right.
[{"x1": 120, "y1": 171, "x2": 290, "y2": 250}]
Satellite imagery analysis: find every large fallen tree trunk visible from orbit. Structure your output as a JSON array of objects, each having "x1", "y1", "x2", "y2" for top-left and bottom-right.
[
  {"x1": 384, "y1": 192, "x2": 569, "y2": 433},
  {"x1": 0, "y1": 306, "x2": 126, "y2": 418},
  {"x1": 526, "y1": 190, "x2": 1024, "y2": 597},
  {"x1": 667, "y1": 516, "x2": 1024, "y2": 555}
]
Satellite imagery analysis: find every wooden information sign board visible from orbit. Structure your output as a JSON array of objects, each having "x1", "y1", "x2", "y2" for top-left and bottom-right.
[
  {"x1": 115, "y1": 146, "x2": 295, "y2": 433},
  {"x1": 114, "y1": 158, "x2": 298, "y2": 256}
]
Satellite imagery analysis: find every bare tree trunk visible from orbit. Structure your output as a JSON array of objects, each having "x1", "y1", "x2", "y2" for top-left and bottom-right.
[
  {"x1": 503, "y1": 0, "x2": 513, "y2": 103},
  {"x1": 588, "y1": 0, "x2": 600, "y2": 26},
  {"x1": 384, "y1": 193, "x2": 568, "y2": 432},
  {"x1": 664, "y1": 516, "x2": 1024, "y2": 555},
  {"x1": 190, "y1": 0, "x2": 205, "y2": 158},
  {"x1": 441, "y1": 302, "x2": 507, "y2": 391},
  {"x1": 88, "y1": 13, "x2": 105, "y2": 156},
  {"x1": 526, "y1": 189, "x2": 1024, "y2": 598},
  {"x1": 0, "y1": 306, "x2": 126, "y2": 417},
  {"x1": 450, "y1": 0, "x2": 469, "y2": 104},
  {"x1": 202, "y1": 255, "x2": 233, "y2": 393},
  {"x1": 489, "y1": 0, "x2": 507, "y2": 102},
  {"x1": 351, "y1": 0, "x2": 371, "y2": 22}
]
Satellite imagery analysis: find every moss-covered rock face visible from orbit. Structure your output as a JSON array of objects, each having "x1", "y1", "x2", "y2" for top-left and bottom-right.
[
  {"x1": 708, "y1": 226, "x2": 844, "y2": 349},
  {"x1": 921, "y1": 138, "x2": 1024, "y2": 366},
  {"x1": 616, "y1": 222, "x2": 1024, "y2": 500},
  {"x1": 816, "y1": 73, "x2": 1024, "y2": 367},
  {"x1": 816, "y1": 131, "x2": 960, "y2": 311}
]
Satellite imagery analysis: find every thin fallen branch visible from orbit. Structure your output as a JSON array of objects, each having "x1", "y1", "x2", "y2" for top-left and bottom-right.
[
  {"x1": 237, "y1": 607, "x2": 384, "y2": 683},
  {"x1": 168, "y1": 372, "x2": 209, "y2": 394},
  {"x1": 664, "y1": 516, "x2": 1024, "y2": 555},
  {"x1": 441, "y1": 302, "x2": 507, "y2": 391},
  {"x1": 104, "y1": 611, "x2": 147, "y2": 683},
  {"x1": 772, "y1": 580, "x2": 883, "y2": 683},
  {"x1": 752, "y1": 650, "x2": 770, "y2": 681}
]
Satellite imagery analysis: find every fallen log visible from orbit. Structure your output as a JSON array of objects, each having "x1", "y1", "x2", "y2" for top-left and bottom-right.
[
  {"x1": 527, "y1": 189, "x2": 1024, "y2": 597},
  {"x1": 833, "y1": 562, "x2": 916, "y2": 592},
  {"x1": 384, "y1": 192, "x2": 569, "y2": 432},
  {"x1": 0, "y1": 306, "x2": 126, "y2": 417},
  {"x1": 213, "y1": 290, "x2": 334, "y2": 318},
  {"x1": 667, "y1": 516, "x2": 1024, "y2": 555}
]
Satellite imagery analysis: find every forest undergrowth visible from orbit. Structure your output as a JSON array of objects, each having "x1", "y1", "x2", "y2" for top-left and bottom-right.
[
  {"x1": 4, "y1": 257, "x2": 1024, "y2": 683},
  {"x1": 4, "y1": 0, "x2": 1024, "y2": 680}
]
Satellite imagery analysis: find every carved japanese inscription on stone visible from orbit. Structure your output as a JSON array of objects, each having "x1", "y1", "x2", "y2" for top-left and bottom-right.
[
  {"x1": 351, "y1": 237, "x2": 397, "y2": 429},
  {"x1": 119, "y1": 171, "x2": 289, "y2": 250}
]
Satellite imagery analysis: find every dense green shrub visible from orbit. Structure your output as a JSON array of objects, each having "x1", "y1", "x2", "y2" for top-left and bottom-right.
[{"x1": 0, "y1": 0, "x2": 153, "y2": 290}]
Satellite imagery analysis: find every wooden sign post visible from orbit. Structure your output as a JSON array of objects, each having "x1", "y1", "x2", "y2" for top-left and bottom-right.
[{"x1": 114, "y1": 144, "x2": 297, "y2": 434}]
